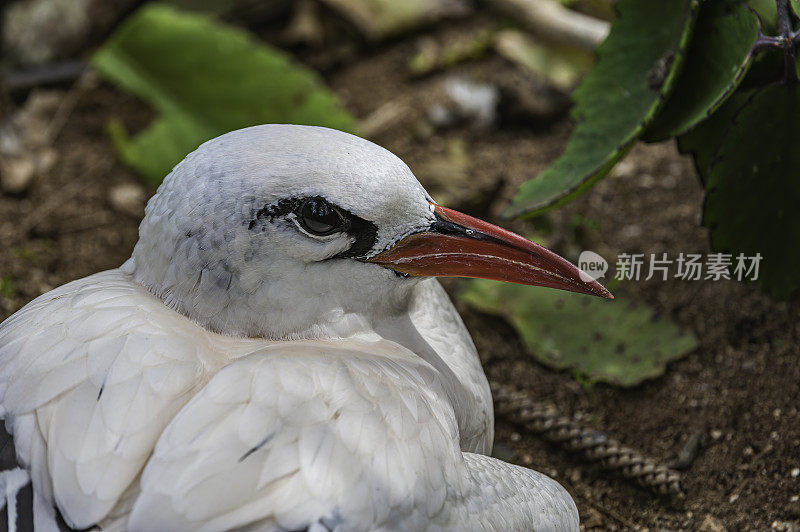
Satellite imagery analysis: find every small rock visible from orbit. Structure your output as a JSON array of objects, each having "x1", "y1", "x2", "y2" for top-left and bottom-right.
[
  {"x1": 37, "y1": 148, "x2": 58, "y2": 173},
  {"x1": 108, "y1": 183, "x2": 146, "y2": 218},
  {"x1": 791, "y1": 468, "x2": 799, "y2": 478},
  {"x1": 612, "y1": 160, "x2": 636, "y2": 178},
  {"x1": 580, "y1": 505, "x2": 604, "y2": 529},
  {"x1": 771, "y1": 520, "x2": 800, "y2": 531},
  {"x1": 0, "y1": 147, "x2": 59, "y2": 194},
  {"x1": 3, "y1": 0, "x2": 92, "y2": 65},
  {"x1": 729, "y1": 493, "x2": 739, "y2": 503},
  {"x1": 620, "y1": 225, "x2": 643, "y2": 239},
  {"x1": 0, "y1": 156, "x2": 36, "y2": 194},
  {"x1": 711, "y1": 429, "x2": 724, "y2": 441},
  {"x1": 428, "y1": 76, "x2": 499, "y2": 130},
  {"x1": 699, "y1": 514, "x2": 727, "y2": 532}
]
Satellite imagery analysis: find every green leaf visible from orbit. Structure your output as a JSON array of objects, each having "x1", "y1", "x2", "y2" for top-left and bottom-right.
[
  {"x1": 748, "y1": 0, "x2": 777, "y2": 30},
  {"x1": 695, "y1": 84, "x2": 800, "y2": 298},
  {"x1": 460, "y1": 280, "x2": 697, "y2": 386},
  {"x1": 792, "y1": 0, "x2": 800, "y2": 18},
  {"x1": 92, "y1": 3, "x2": 356, "y2": 185},
  {"x1": 644, "y1": 1, "x2": 759, "y2": 141},
  {"x1": 677, "y1": 88, "x2": 754, "y2": 184},
  {"x1": 504, "y1": 0, "x2": 699, "y2": 218}
]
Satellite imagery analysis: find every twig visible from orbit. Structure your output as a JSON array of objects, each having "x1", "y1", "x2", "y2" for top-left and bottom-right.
[
  {"x1": 15, "y1": 180, "x2": 89, "y2": 239},
  {"x1": 666, "y1": 429, "x2": 704, "y2": 470},
  {"x1": 777, "y1": 0, "x2": 798, "y2": 84},
  {"x1": 492, "y1": 382, "x2": 685, "y2": 497},
  {"x1": 8, "y1": 159, "x2": 112, "y2": 244},
  {"x1": 488, "y1": 0, "x2": 610, "y2": 50},
  {"x1": 44, "y1": 69, "x2": 97, "y2": 143},
  {"x1": 580, "y1": 498, "x2": 640, "y2": 530},
  {"x1": 752, "y1": 0, "x2": 798, "y2": 84},
  {"x1": 2, "y1": 60, "x2": 88, "y2": 93}
]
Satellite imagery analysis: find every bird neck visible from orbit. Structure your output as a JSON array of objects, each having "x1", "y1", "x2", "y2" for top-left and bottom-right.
[{"x1": 121, "y1": 251, "x2": 420, "y2": 341}]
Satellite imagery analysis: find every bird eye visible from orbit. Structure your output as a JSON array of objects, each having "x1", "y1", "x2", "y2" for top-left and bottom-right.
[{"x1": 298, "y1": 198, "x2": 343, "y2": 236}]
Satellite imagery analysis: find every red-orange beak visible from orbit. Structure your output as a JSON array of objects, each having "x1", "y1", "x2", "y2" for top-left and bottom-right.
[{"x1": 368, "y1": 203, "x2": 612, "y2": 299}]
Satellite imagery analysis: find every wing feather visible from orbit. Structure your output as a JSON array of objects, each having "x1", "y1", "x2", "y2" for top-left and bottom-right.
[
  {"x1": 0, "y1": 270, "x2": 239, "y2": 528},
  {"x1": 130, "y1": 340, "x2": 465, "y2": 532}
]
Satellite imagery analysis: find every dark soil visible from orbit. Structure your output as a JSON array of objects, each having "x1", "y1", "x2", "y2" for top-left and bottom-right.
[{"x1": 1, "y1": 9, "x2": 799, "y2": 531}]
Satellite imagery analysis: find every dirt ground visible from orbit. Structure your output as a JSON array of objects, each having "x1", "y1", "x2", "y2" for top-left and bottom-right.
[{"x1": 1, "y1": 7, "x2": 799, "y2": 531}]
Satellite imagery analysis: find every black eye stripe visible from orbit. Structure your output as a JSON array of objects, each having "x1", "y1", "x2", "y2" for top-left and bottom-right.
[{"x1": 247, "y1": 196, "x2": 378, "y2": 259}]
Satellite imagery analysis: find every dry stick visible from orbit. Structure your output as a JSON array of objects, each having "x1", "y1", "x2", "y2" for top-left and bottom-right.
[
  {"x1": 8, "y1": 158, "x2": 113, "y2": 246},
  {"x1": 44, "y1": 69, "x2": 98, "y2": 144},
  {"x1": 489, "y1": 0, "x2": 610, "y2": 50},
  {"x1": 491, "y1": 382, "x2": 685, "y2": 497},
  {"x1": 14, "y1": 179, "x2": 91, "y2": 240},
  {"x1": 579, "y1": 498, "x2": 640, "y2": 530}
]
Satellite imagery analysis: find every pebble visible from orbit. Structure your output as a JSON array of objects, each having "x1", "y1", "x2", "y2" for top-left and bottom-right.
[
  {"x1": 0, "y1": 157, "x2": 36, "y2": 194},
  {"x1": 1, "y1": 148, "x2": 60, "y2": 194},
  {"x1": 699, "y1": 514, "x2": 727, "y2": 532},
  {"x1": 427, "y1": 76, "x2": 499, "y2": 129},
  {"x1": 108, "y1": 183, "x2": 147, "y2": 218},
  {"x1": 791, "y1": 468, "x2": 799, "y2": 478},
  {"x1": 770, "y1": 520, "x2": 800, "y2": 531}
]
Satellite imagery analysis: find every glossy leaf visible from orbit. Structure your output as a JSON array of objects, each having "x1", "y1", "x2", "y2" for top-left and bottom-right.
[
  {"x1": 644, "y1": 1, "x2": 759, "y2": 141},
  {"x1": 693, "y1": 84, "x2": 800, "y2": 298},
  {"x1": 461, "y1": 280, "x2": 697, "y2": 386},
  {"x1": 504, "y1": 0, "x2": 699, "y2": 218},
  {"x1": 677, "y1": 88, "x2": 754, "y2": 185},
  {"x1": 92, "y1": 4, "x2": 356, "y2": 185}
]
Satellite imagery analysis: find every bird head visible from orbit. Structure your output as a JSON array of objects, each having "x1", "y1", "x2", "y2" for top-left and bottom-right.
[{"x1": 126, "y1": 125, "x2": 610, "y2": 339}]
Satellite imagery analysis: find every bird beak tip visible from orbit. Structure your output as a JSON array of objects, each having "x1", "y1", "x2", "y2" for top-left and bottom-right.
[{"x1": 370, "y1": 204, "x2": 617, "y2": 300}]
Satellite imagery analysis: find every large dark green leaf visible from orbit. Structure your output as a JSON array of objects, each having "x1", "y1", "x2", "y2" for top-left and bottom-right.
[
  {"x1": 504, "y1": 0, "x2": 699, "y2": 218},
  {"x1": 677, "y1": 88, "x2": 754, "y2": 185},
  {"x1": 644, "y1": 1, "x2": 759, "y2": 141},
  {"x1": 460, "y1": 280, "x2": 697, "y2": 386},
  {"x1": 697, "y1": 84, "x2": 800, "y2": 298},
  {"x1": 92, "y1": 4, "x2": 356, "y2": 185}
]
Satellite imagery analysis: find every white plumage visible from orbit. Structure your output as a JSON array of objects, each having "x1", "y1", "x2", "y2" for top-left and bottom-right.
[{"x1": 0, "y1": 125, "x2": 584, "y2": 531}]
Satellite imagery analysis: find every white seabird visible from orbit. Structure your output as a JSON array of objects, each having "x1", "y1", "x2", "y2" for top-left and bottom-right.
[{"x1": 0, "y1": 125, "x2": 611, "y2": 531}]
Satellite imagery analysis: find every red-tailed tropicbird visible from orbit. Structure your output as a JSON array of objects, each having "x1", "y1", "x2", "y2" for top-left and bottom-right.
[{"x1": 0, "y1": 125, "x2": 611, "y2": 531}]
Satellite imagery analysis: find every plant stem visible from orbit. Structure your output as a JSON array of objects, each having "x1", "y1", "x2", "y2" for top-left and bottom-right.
[{"x1": 777, "y1": 0, "x2": 798, "y2": 84}]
